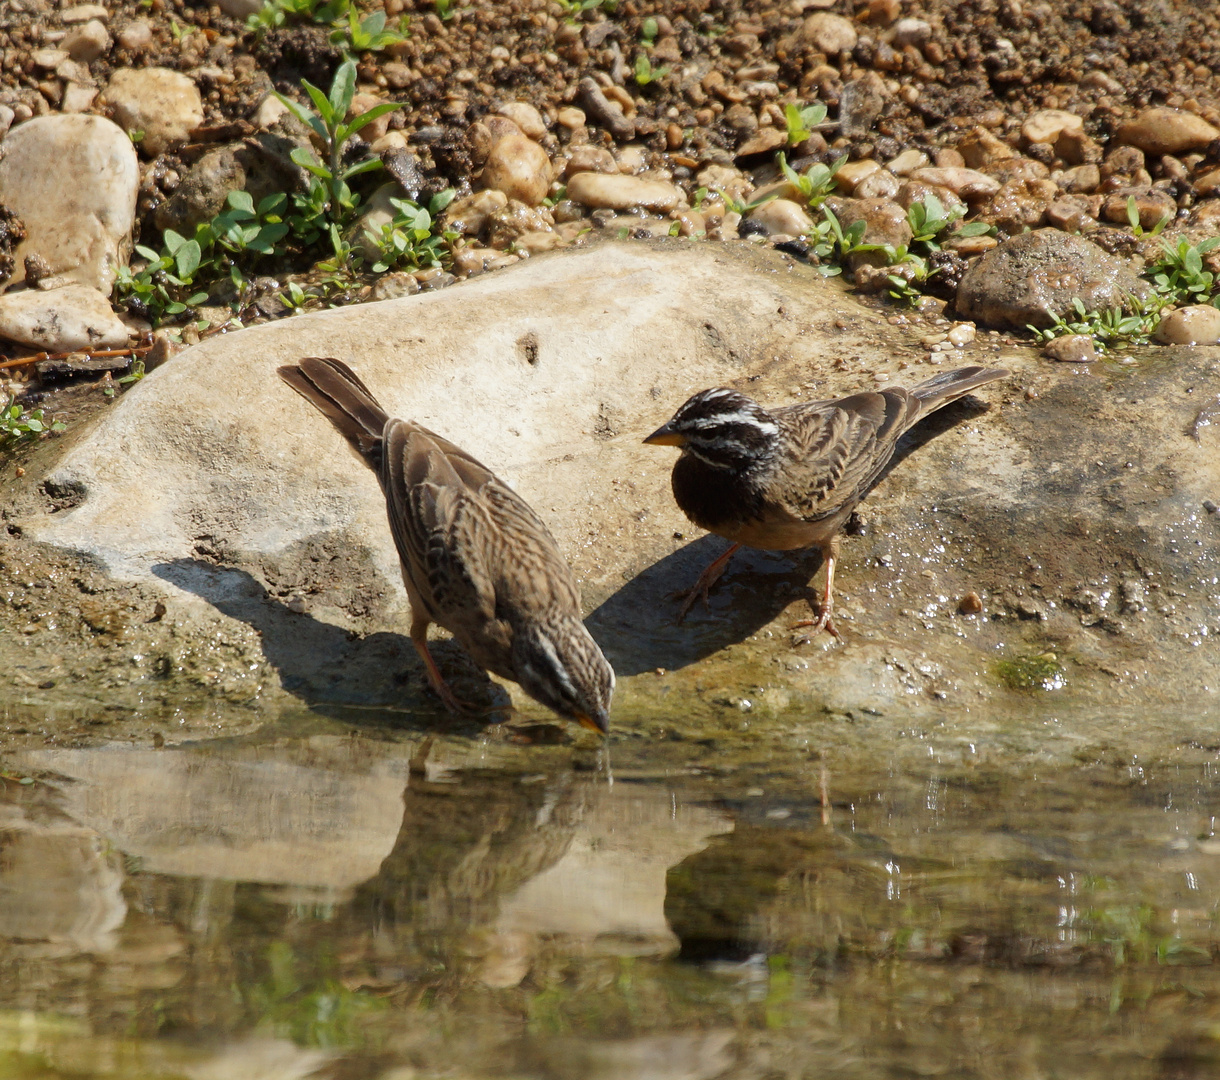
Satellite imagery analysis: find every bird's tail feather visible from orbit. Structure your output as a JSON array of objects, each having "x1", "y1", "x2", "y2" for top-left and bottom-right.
[
  {"x1": 278, "y1": 356, "x2": 390, "y2": 468},
  {"x1": 908, "y1": 365, "x2": 1009, "y2": 414}
]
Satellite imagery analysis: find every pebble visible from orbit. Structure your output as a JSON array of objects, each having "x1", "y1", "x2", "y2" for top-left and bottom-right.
[
  {"x1": 369, "y1": 272, "x2": 420, "y2": 301},
  {"x1": 556, "y1": 107, "x2": 586, "y2": 130},
  {"x1": 891, "y1": 17, "x2": 932, "y2": 46},
  {"x1": 214, "y1": 0, "x2": 265, "y2": 17},
  {"x1": 116, "y1": 20, "x2": 153, "y2": 52},
  {"x1": 956, "y1": 228, "x2": 1152, "y2": 329},
  {"x1": 563, "y1": 145, "x2": 617, "y2": 178},
  {"x1": 63, "y1": 19, "x2": 110, "y2": 62},
  {"x1": 835, "y1": 159, "x2": 881, "y2": 192},
  {"x1": 1154, "y1": 305, "x2": 1220, "y2": 345},
  {"x1": 497, "y1": 102, "x2": 546, "y2": 140},
  {"x1": 61, "y1": 85, "x2": 99, "y2": 114},
  {"x1": 824, "y1": 196, "x2": 913, "y2": 253},
  {"x1": 0, "y1": 114, "x2": 138, "y2": 295},
  {"x1": 946, "y1": 323, "x2": 976, "y2": 347},
  {"x1": 747, "y1": 198, "x2": 814, "y2": 236},
  {"x1": 886, "y1": 149, "x2": 929, "y2": 176},
  {"x1": 1115, "y1": 107, "x2": 1220, "y2": 156},
  {"x1": 801, "y1": 12, "x2": 857, "y2": 54},
  {"x1": 1021, "y1": 109, "x2": 1083, "y2": 147},
  {"x1": 735, "y1": 128, "x2": 786, "y2": 157},
  {"x1": 61, "y1": 4, "x2": 108, "y2": 21},
  {"x1": 1101, "y1": 189, "x2": 1176, "y2": 230},
  {"x1": 854, "y1": 169, "x2": 900, "y2": 200},
  {"x1": 566, "y1": 172, "x2": 683, "y2": 212},
  {"x1": 102, "y1": 67, "x2": 204, "y2": 156},
  {"x1": 577, "y1": 77, "x2": 634, "y2": 141},
  {"x1": 910, "y1": 167, "x2": 1001, "y2": 201},
  {"x1": 481, "y1": 133, "x2": 552, "y2": 207},
  {"x1": 445, "y1": 189, "x2": 508, "y2": 236},
  {"x1": 1042, "y1": 334, "x2": 1098, "y2": 362},
  {"x1": 0, "y1": 283, "x2": 129, "y2": 351}
]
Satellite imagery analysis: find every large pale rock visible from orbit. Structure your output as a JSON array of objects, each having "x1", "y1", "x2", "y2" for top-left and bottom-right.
[
  {"x1": 102, "y1": 66, "x2": 203, "y2": 156},
  {"x1": 5, "y1": 242, "x2": 1220, "y2": 734},
  {"x1": 0, "y1": 114, "x2": 138, "y2": 293},
  {"x1": 0, "y1": 283, "x2": 129, "y2": 350}
]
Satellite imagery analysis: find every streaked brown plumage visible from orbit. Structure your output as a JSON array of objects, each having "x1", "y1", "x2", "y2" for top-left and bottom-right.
[
  {"x1": 278, "y1": 356, "x2": 614, "y2": 733},
  {"x1": 644, "y1": 365, "x2": 1009, "y2": 633}
]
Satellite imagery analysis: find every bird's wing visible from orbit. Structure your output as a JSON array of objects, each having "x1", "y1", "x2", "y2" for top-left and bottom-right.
[
  {"x1": 771, "y1": 390, "x2": 915, "y2": 520},
  {"x1": 381, "y1": 421, "x2": 578, "y2": 628}
]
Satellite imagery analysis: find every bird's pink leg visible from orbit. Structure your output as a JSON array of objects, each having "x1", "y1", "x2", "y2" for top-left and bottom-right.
[
  {"x1": 791, "y1": 539, "x2": 841, "y2": 638},
  {"x1": 674, "y1": 542, "x2": 741, "y2": 623},
  {"x1": 411, "y1": 616, "x2": 479, "y2": 714}
]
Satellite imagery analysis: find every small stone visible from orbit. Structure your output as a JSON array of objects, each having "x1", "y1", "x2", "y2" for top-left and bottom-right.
[
  {"x1": 838, "y1": 75, "x2": 886, "y2": 138},
  {"x1": 566, "y1": 172, "x2": 683, "y2": 212},
  {"x1": 214, "y1": 0, "x2": 264, "y2": 17},
  {"x1": 824, "y1": 196, "x2": 912, "y2": 262},
  {"x1": 1043, "y1": 197, "x2": 1094, "y2": 233},
  {"x1": 63, "y1": 19, "x2": 111, "y2": 62},
  {"x1": 497, "y1": 102, "x2": 546, "y2": 140},
  {"x1": 556, "y1": 107, "x2": 586, "y2": 130},
  {"x1": 31, "y1": 49, "x2": 69, "y2": 71},
  {"x1": 946, "y1": 323, "x2": 975, "y2": 347},
  {"x1": 891, "y1": 17, "x2": 932, "y2": 46},
  {"x1": 887, "y1": 149, "x2": 929, "y2": 176},
  {"x1": 369, "y1": 272, "x2": 420, "y2": 301},
  {"x1": 834, "y1": 159, "x2": 881, "y2": 193},
  {"x1": 577, "y1": 77, "x2": 634, "y2": 141},
  {"x1": 61, "y1": 4, "x2": 108, "y2": 22},
  {"x1": 116, "y1": 20, "x2": 153, "y2": 52},
  {"x1": 564, "y1": 144, "x2": 617, "y2": 178},
  {"x1": 61, "y1": 84, "x2": 99, "y2": 114},
  {"x1": 802, "y1": 12, "x2": 857, "y2": 54},
  {"x1": 102, "y1": 67, "x2": 204, "y2": 157},
  {"x1": 910, "y1": 167, "x2": 1001, "y2": 201},
  {"x1": 957, "y1": 128, "x2": 1015, "y2": 169},
  {"x1": 1101, "y1": 189, "x2": 1176, "y2": 231},
  {"x1": 1194, "y1": 168, "x2": 1220, "y2": 199},
  {"x1": 445, "y1": 189, "x2": 509, "y2": 236},
  {"x1": 1154, "y1": 305, "x2": 1220, "y2": 346},
  {"x1": 735, "y1": 127, "x2": 787, "y2": 157},
  {"x1": 1021, "y1": 109, "x2": 1083, "y2": 147},
  {"x1": 854, "y1": 169, "x2": 900, "y2": 200},
  {"x1": 958, "y1": 592, "x2": 983, "y2": 615},
  {"x1": 1115, "y1": 108, "x2": 1220, "y2": 156},
  {"x1": 747, "y1": 198, "x2": 814, "y2": 236},
  {"x1": 1056, "y1": 164, "x2": 1100, "y2": 194},
  {"x1": 0, "y1": 283, "x2": 129, "y2": 351},
  {"x1": 24, "y1": 253, "x2": 52, "y2": 287},
  {"x1": 1042, "y1": 334, "x2": 1098, "y2": 363},
  {"x1": 481, "y1": 133, "x2": 552, "y2": 207}
]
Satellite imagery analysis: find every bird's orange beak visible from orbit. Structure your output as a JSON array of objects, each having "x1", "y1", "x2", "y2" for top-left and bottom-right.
[
  {"x1": 643, "y1": 422, "x2": 686, "y2": 447},
  {"x1": 576, "y1": 712, "x2": 609, "y2": 736}
]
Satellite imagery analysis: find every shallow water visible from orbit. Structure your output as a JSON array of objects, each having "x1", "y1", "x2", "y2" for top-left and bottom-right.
[{"x1": 3, "y1": 703, "x2": 1220, "y2": 1080}]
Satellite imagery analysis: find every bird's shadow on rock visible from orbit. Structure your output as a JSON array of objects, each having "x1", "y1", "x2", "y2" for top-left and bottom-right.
[
  {"x1": 591, "y1": 395, "x2": 995, "y2": 677},
  {"x1": 152, "y1": 558, "x2": 509, "y2": 735}
]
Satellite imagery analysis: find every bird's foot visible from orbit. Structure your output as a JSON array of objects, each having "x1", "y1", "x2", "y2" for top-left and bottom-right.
[
  {"x1": 790, "y1": 604, "x2": 840, "y2": 641},
  {"x1": 671, "y1": 543, "x2": 739, "y2": 623}
]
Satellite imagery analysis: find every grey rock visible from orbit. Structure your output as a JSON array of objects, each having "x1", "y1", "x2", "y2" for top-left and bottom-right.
[
  {"x1": 956, "y1": 228, "x2": 1152, "y2": 329},
  {"x1": 0, "y1": 282, "x2": 129, "y2": 350},
  {"x1": 577, "y1": 77, "x2": 635, "y2": 141}
]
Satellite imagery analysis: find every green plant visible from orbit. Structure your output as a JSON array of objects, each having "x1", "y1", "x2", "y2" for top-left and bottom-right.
[
  {"x1": 246, "y1": 0, "x2": 350, "y2": 34},
  {"x1": 103, "y1": 359, "x2": 147, "y2": 398},
  {"x1": 1126, "y1": 194, "x2": 1171, "y2": 239},
  {"x1": 906, "y1": 194, "x2": 992, "y2": 250},
  {"x1": 273, "y1": 59, "x2": 407, "y2": 247},
  {"x1": 365, "y1": 190, "x2": 456, "y2": 272},
  {"x1": 332, "y1": 7, "x2": 409, "y2": 53},
  {"x1": 640, "y1": 16, "x2": 658, "y2": 42},
  {"x1": 1026, "y1": 295, "x2": 1168, "y2": 352},
  {"x1": 434, "y1": 0, "x2": 454, "y2": 18},
  {"x1": 783, "y1": 102, "x2": 826, "y2": 146},
  {"x1": 777, "y1": 151, "x2": 846, "y2": 211},
  {"x1": 115, "y1": 190, "x2": 290, "y2": 323},
  {"x1": 279, "y1": 280, "x2": 309, "y2": 312},
  {"x1": 0, "y1": 395, "x2": 64, "y2": 444},
  {"x1": 1147, "y1": 236, "x2": 1220, "y2": 305},
  {"x1": 633, "y1": 53, "x2": 669, "y2": 86}
]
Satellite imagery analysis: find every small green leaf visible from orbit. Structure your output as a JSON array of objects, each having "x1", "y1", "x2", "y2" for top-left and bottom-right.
[
  {"x1": 328, "y1": 59, "x2": 357, "y2": 122},
  {"x1": 227, "y1": 189, "x2": 255, "y2": 214},
  {"x1": 175, "y1": 239, "x2": 202, "y2": 279}
]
